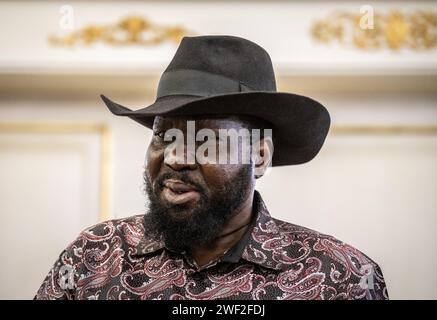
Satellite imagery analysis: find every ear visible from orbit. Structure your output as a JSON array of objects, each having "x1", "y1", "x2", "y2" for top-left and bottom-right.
[{"x1": 252, "y1": 136, "x2": 274, "y2": 179}]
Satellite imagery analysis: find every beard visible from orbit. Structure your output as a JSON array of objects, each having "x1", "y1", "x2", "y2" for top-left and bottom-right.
[{"x1": 143, "y1": 165, "x2": 253, "y2": 253}]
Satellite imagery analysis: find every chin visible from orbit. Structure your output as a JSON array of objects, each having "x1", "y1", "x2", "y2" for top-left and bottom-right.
[{"x1": 165, "y1": 204, "x2": 200, "y2": 220}]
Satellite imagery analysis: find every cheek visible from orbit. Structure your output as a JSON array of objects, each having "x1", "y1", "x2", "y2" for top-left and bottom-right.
[
  {"x1": 201, "y1": 164, "x2": 242, "y2": 192},
  {"x1": 146, "y1": 145, "x2": 164, "y2": 182}
]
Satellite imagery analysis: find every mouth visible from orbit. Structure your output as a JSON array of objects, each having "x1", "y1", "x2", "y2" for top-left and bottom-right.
[{"x1": 161, "y1": 179, "x2": 201, "y2": 205}]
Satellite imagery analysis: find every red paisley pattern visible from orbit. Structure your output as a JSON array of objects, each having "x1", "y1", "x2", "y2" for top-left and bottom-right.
[{"x1": 35, "y1": 191, "x2": 388, "y2": 300}]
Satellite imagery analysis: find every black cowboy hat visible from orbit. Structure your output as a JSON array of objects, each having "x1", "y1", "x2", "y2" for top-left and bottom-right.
[{"x1": 101, "y1": 35, "x2": 330, "y2": 166}]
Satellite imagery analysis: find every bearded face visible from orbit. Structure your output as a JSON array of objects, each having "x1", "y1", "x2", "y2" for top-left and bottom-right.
[{"x1": 142, "y1": 115, "x2": 260, "y2": 252}]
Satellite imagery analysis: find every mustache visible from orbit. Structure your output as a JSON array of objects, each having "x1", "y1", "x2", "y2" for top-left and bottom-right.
[{"x1": 153, "y1": 171, "x2": 206, "y2": 194}]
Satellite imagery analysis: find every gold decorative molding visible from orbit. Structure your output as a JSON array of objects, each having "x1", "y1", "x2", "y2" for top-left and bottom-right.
[
  {"x1": 50, "y1": 16, "x2": 193, "y2": 47},
  {"x1": 0, "y1": 123, "x2": 112, "y2": 222},
  {"x1": 312, "y1": 10, "x2": 437, "y2": 51}
]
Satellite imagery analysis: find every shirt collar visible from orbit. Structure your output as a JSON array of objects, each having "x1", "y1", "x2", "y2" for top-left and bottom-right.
[
  {"x1": 236, "y1": 190, "x2": 286, "y2": 271},
  {"x1": 134, "y1": 190, "x2": 287, "y2": 271}
]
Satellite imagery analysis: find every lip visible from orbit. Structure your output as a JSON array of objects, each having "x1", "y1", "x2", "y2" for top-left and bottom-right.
[{"x1": 161, "y1": 179, "x2": 200, "y2": 205}]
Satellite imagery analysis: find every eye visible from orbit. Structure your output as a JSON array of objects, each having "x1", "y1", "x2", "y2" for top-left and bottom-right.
[{"x1": 153, "y1": 130, "x2": 165, "y2": 139}]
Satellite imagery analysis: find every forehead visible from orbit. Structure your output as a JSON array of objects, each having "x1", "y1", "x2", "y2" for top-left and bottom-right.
[{"x1": 153, "y1": 115, "x2": 249, "y2": 130}]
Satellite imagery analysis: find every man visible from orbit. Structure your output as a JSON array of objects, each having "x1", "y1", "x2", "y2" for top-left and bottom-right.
[{"x1": 35, "y1": 35, "x2": 388, "y2": 300}]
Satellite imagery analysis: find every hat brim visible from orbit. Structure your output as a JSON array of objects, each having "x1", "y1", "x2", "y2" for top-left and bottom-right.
[{"x1": 100, "y1": 92, "x2": 330, "y2": 166}]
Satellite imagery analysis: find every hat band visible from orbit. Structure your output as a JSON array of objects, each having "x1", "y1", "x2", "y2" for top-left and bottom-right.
[{"x1": 156, "y1": 69, "x2": 254, "y2": 99}]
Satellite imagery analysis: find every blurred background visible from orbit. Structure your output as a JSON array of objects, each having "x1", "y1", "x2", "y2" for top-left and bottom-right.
[{"x1": 0, "y1": 0, "x2": 436, "y2": 299}]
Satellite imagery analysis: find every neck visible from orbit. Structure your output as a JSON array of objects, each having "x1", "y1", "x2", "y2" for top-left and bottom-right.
[{"x1": 189, "y1": 190, "x2": 255, "y2": 267}]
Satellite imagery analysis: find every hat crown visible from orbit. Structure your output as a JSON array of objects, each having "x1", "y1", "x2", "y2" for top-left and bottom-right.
[
  {"x1": 101, "y1": 35, "x2": 330, "y2": 166},
  {"x1": 163, "y1": 35, "x2": 277, "y2": 92}
]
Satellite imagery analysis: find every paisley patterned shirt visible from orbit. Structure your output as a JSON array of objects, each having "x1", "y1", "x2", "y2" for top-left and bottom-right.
[{"x1": 35, "y1": 191, "x2": 388, "y2": 300}]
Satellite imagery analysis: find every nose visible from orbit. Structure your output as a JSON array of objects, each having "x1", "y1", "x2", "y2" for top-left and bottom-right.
[{"x1": 164, "y1": 141, "x2": 198, "y2": 171}]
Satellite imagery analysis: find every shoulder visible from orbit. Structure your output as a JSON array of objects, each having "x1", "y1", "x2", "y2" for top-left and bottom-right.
[
  {"x1": 273, "y1": 217, "x2": 377, "y2": 266},
  {"x1": 35, "y1": 215, "x2": 145, "y2": 299},
  {"x1": 60, "y1": 214, "x2": 146, "y2": 269},
  {"x1": 80, "y1": 214, "x2": 145, "y2": 241},
  {"x1": 68, "y1": 214, "x2": 146, "y2": 251},
  {"x1": 272, "y1": 217, "x2": 389, "y2": 300}
]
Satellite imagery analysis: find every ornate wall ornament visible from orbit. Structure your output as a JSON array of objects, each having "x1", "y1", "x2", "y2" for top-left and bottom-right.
[
  {"x1": 49, "y1": 16, "x2": 193, "y2": 47},
  {"x1": 311, "y1": 10, "x2": 437, "y2": 51}
]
